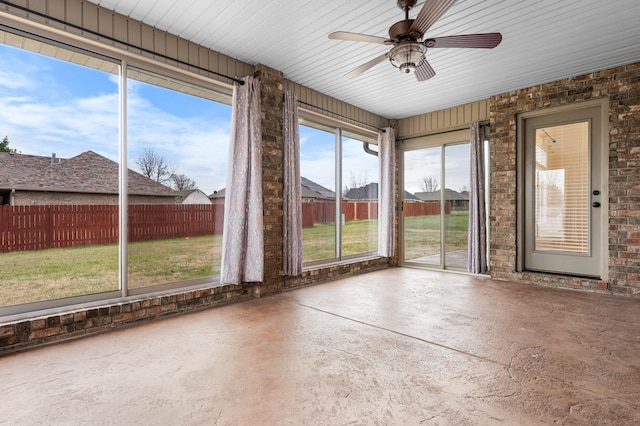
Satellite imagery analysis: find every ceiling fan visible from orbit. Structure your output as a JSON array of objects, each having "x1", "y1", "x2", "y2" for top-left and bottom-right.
[{"x1": 328, "y1": 0, "x2": 502, "y2": 81}]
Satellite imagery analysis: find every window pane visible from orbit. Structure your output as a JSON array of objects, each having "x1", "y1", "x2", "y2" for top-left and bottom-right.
[
  {"x1": 126, "y1": 68, "x2": 230, "y2": 289},
  {"x1": 342, "y1": 135, "x2": 378, "y2": 256},
  {"x1": 404, "y1": 147, "x2": 442, "y2": 265},
  {"x1": 300, "y1": 124, "x2": 336, "y2": 263},
  {"x1": 0, "y1": 33, "x2": 120, "y2": 307},
  {"x1": 443, "y1": 143, "x2": 470, "y2": 269},
  {"x1": 534, "y1": 122, "x2": 589, "y2": 254}
]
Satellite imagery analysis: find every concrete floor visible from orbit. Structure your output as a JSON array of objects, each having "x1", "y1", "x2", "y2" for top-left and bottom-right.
[{"x1": 1, "y1": 268, "x2": 639, "y2": 425}]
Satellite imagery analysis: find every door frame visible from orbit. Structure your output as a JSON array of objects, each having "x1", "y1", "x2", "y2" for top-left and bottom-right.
[
  {"x1": 516, "y1": 98, "x2": 609, "y2": 279},
  {"x1": 398, "y1": 129, "x2": 472, "y2": 270}
]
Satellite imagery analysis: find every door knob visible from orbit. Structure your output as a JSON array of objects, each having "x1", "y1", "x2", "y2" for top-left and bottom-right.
[
  {"x1": 592, "y1": 201, "x2": 601, "y2": 208},
  {"x1": 593, "y1": 190, "x2": 600, "y2": 196}
]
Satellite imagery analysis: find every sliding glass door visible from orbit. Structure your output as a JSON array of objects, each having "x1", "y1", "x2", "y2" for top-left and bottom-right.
[{"x1": 401, "y1": 131, "x2": 477, "y2": 271}]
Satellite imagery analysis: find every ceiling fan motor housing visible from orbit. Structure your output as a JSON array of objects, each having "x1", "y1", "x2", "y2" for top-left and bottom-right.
[{"x1": 388, "y1": 19, "x2": 421, "y2": 42}]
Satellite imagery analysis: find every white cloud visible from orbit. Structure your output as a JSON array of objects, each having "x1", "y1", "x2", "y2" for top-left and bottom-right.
[
  {"x1": 1, "y1": 47, "x2": 231, "y2": 195},
  {"x1": 125, "y1": 89, "x2": 230, "y2": 194}
]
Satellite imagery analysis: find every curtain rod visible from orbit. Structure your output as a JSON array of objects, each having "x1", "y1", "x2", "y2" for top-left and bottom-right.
[
  {"x1": 296, "y1": 100, "x2": 385, "y2": 133},
  {"x1": 398, "y1": 121, "x2": 489, "y2": 143},
  {"x1": 0, "y1": 0, "x2": 245, "y2": 85}
]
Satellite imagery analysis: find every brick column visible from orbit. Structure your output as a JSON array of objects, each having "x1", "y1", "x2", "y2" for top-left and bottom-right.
[{"x1": 254, "y1": 64, "x2": 284, "y2": 296}]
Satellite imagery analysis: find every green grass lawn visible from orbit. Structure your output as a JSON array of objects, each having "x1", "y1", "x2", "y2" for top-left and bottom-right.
[
  {"x1": 404, "y1": 211, "x2": 469, "y2": 260},
  {"x1": 0, "y1": 213, "x2": 468, "y2": 307},
  {"x1": 302, "y1": 219, "x2": 378, "y2": 263},
  {"x1": 0, "y1": 235, "x2": 222, "y2": 307}
]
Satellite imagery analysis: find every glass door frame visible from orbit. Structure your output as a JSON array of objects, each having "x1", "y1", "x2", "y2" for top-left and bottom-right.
[
  {"x1": 399, "y1": 129, "x2": 473, "y2": 271},
  {"x1": 516, "y1": 98, "x2": 609, "y2": 279}
]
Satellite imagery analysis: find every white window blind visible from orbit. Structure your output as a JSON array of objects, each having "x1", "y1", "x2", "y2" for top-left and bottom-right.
[{"x1": 534, "y1": 122, "x2": 589, "y2": 254}]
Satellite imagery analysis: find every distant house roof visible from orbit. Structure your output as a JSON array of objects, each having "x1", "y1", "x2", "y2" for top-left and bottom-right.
[
  {"x1": 345, "y1": 182, "x2": 420, "y2": 201},
  {"x1": 414, "y1": 189, "x2": 469, "y2": 202},
  {"x1": 176, "y1": 189, "x2": 211, "y2": 204},
  {"x1": 301, "y1": 176, "x2": 335, "y2": 200},
  {"x1": 345, "y1": 182, "x2": 377, "y2": 200},
  {"x1": 209, "y1": 188, "x2": 226, "y2": 199},
  {"x1": 404, "y1": 191, "x2": 421, "y2": 201},
  {"x1": 209, "y1": 177, "x2": 337, "y2": 201},
  {"x1": 0, "y1": 151, "x2": 176, "y2": 197}
]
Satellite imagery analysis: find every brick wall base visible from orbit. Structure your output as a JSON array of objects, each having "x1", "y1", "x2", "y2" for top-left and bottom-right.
[{"x1": 0, "y1": 257, "x2": 391, "y2": 355}]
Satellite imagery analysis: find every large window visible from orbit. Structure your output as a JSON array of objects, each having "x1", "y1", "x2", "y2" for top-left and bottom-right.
[
  {"x1": 126, "y1": 68, "x2": 230, "y2": 292},
  {"x1": 299, "y1": 119, "x2": 378, "y2": 265},
  {"x1": 0, "y1": 28, "x2": 231, "y2": 314},
  {"x1": 0, "y1": 31, "x2": 121, "y2": 308}
]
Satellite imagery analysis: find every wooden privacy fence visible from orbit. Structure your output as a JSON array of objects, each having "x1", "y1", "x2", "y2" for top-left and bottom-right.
[
  {"x1": 302, "y1": 201, "x2": 379, "y2": 227},
  {"x1": 301, "y1": 200, "x2": 448, "y2": 227},
  {"x1": 403, "y1": 201, "x2": 451, "y2": 217},
  {"x1": 0, "y1": 204, "x2": 223, "y2": 253},
  {"x1": 1, "y1": 201, "x2": 451, "y2": 252}
]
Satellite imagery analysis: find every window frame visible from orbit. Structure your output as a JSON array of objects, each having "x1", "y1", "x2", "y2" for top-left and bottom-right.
[
  {"x1": 0, "y1": 19, "x2": 233, "y2": 318},
  {"x1": 298, "y1": 109, "x2": 381, "y2": 268}
]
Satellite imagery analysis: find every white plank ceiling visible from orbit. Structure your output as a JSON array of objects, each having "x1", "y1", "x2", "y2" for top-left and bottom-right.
[{"x1": 87, "y1": 0, "x2": 640, "y2": 119}]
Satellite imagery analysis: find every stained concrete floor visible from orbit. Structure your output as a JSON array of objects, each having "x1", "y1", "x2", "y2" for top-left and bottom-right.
[{"x1": 1, "y1": 268, "x2": 639, "y2": 425}]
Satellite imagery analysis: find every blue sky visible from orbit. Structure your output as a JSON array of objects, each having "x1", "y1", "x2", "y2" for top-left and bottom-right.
[
  {"x1": 300, "y1": 125, "x2": 380, "y2": 193},
  {"x1": 0, "y1": 41, "x2": 232, "y2": 195},
  {"x1": 403, "y1": 143, "x2": 470, "y2": 194}
]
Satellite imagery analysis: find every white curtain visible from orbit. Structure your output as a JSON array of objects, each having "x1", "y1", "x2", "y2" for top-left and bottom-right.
[
  {"x1": 468, "y1": 122, "x2": 488, "y2": 274},
  {"x1": 378, "y1": 127, "x2": 396, "y2": 257},
  {"x1": 220, "y1": 76, "x2": 263, "y2": 284},
  {"x1": 283, "y1": 91, "x2": 302, "y2": 276}
]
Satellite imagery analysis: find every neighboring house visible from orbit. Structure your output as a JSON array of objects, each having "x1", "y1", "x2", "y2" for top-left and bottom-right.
[
  {"x1": 414, "y1": 189, "x2": 470, "y2": 210},
  {"x1": 177, "y1": 189, "x2": 211, "y2": 204},
  {"x1": 211, "y1": 177, "x2": 336, "y2": 204},
  {"x1": 0, "y1": 151, "x2": 176, "y2": 205},
  {"x1": 301, "y1": 176, "x2": 335, "y2": 202},
  {"x1": 345, "y1": 182, "x2": 420, "y2": 202},
  {"x1": 209, "y1": 188, "x2": 226, "y2": 205},
  {"x1": 344, "y1": 182, "x2": 377, "y2": 200}
]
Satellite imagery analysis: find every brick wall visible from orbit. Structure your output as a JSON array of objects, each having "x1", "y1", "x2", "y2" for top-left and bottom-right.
[
  {"x1": 254, "y1": 64, "x2": 286, "y2": 296},
  {"x1": 0, "y1": 284, "x2": 252, "y2": 354},
  {"x1": 490, "y1": 61, "x2": 640, "y2": 295},
  {"x1": 13, "y1": 191, "x2": 174, "y2": 205}
]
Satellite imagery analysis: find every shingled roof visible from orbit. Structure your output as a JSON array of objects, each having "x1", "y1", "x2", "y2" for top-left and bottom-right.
[
  {"x1": 300, "y1": 176, "x2": 335, "y2": 200},
  {"x1": 0, "y1": 151, "x2": 176, "y2": 196},
  {"x1": 344, "y1": 182, "x2": 420, "y2": 201}
]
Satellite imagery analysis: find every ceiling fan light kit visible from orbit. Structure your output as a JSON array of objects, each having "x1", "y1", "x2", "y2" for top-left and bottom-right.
[
  {"x1": 388, "y1": 42, "x2": 426, "y2": 74},
  {"x1": 328, "y1": 0, "x2": 502, "y2": 81}
]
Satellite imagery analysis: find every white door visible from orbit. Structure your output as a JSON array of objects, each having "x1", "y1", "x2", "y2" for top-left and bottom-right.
[{"x1": 522, "y1": 105, "x2": 604, "y2": 278}]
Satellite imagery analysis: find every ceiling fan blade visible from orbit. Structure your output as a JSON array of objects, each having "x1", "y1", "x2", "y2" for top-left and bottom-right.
[
  {"x1": 329, "y1": 31, "x2": 389, "y2": 44},
  {"x1": 415, "y1": 58, "x2": 436, "y2": 81},
  {"x1": 425, "y1": 33, "x2": 503, "y2": 49},
  {"x1": 344, "y1": 54, "x2": 388, "y2": 79},
  {"x1": 409, "y1": 0, "x2": 456, "y2": 36}
]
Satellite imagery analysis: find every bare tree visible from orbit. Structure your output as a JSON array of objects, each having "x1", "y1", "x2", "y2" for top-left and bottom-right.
[
  {"x1": 171, "y1": 173, "x2": 198, "y2": 191},
  {"x1": 420, "y1": 176, "x2": 439, "y2": 192},
  {"x1": 342, "y1": 171, "x2": 369, "y2": 198},
  {"x1": 135, "y1": 148, "x2": 176, "y2": 185}
]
